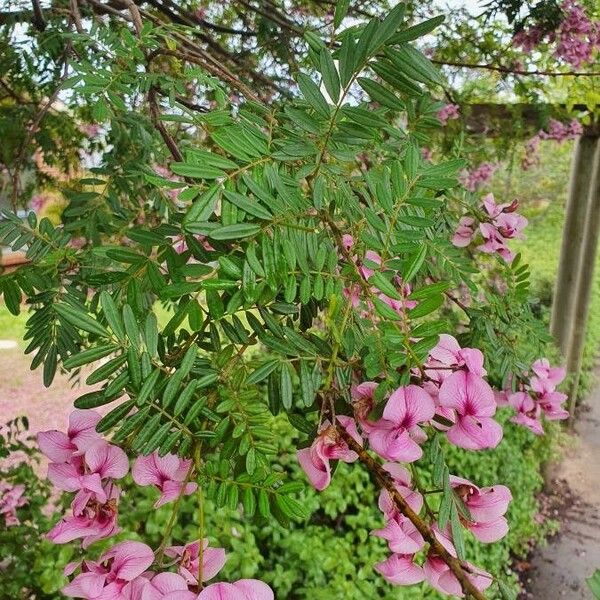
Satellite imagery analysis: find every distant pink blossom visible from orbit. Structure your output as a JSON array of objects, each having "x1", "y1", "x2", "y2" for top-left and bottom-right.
[
  {"x1": 437, "y1": 104, "x2": 460, "y2": 125},
  {"x1": 460, "y1": 162, "x2": 496, "y2": 192},
  {"x1": 132, "y1": 452, "x2": 198, "y2": 508},
  {"x1": 297, "y1": 415, "x2": 361, "y2": 490},
  {"x1": 0, "y1": 482, "x2": 27, "y2": 527}
]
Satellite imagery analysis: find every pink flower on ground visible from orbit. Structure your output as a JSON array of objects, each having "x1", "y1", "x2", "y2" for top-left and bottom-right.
[
  {"x1": 367, "y1": 385, "x2": 435, "y2": 462},
  {"x1": 375, "y1": 553, "x2": 425, "y2": 586},
  {"x1": 437, "y1": 104, "x2": 460, "y2": 126},
  {"x1": 38, "y1": 410, "x2": 102, "y2": 463},
  {"x1": 452, "y1": 217, "x2": 475, "y2": 248},
  {"x1": 297, "y1": 416, "x2": 361, "y2": 491},
  {"x1": 165, "y1": 539, "x2": 226, "y2": 585},
  {"x1": 47, "y1": 483, "x2": 120, "y2": 548},
  {"x1": 132, "y1": 452, "x2": 198, "y2": 508},
  {"x1": 0, "y1": 483, "x2": 27, "y2": 526},
  {"x1": 438, "y1": 371, "x2": 503, "y2": 450},
  {"x1": 197, "y1": 579, "x2": 274, "y2": 600},
  {"x1": 450, "y1": 476, "x2": 512, "y2": 543},
  {"x1": 378, "y1": 463, "x2": 423, "y2": 517},
  {"x1": 62, "y1": 541, "x2": 155, "y2": 598}
]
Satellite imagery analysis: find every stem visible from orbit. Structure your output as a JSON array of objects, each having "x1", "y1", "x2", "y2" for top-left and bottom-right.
[
  {"x1": 194, "y1": 442, "x2": 205, "y2": 589},
  {"x1": 335, "y1": 425, "x2": 488, "y2": 600}
]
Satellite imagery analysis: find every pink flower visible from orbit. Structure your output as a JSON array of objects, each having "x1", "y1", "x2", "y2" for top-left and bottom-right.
[
  {"x1": 351, "y1": 381, "x2": 378, "y2": 433},
  {"x1": 0, "y1": 482, "x2": 27, "y2": 527},
  {"x1": 437, "y1": 104, "x2": 460, "y2": 125},
  {"x1": 197, "y1": 579, "x2": 274, "y2": 600},
  {"x1": 164, "y1": 539, "x2": 226, "y2": 585},
  {"x1": 427, "y1": 335, "x2": 486, "y2": 378},
  {"x1": 48, "y1": 441, "x2": 128, "y2": 502},
  {"x1": 495, "y1": 212, "x2": 528, "y2": 240},
  {"x1": 38, "y1": 410, "x2": 102, "y2": 463},
  {"x1": 375, "y1": 553, "x2": 425, "y2": 586},
  {"x1": 378, "y1": 463, "x2": 423, "y2": 517},
  {"x1": 47, "y1": 483, "x2": 120, "y2": 548},
  {"x1": 137, "y1": 572, "x2": 194, "y2": 600},
  {"x1": 424, "y1": 556, "x2": 492, "y2": 597},
  {"x1": 508, "y1": 392, "x2": 544, "y2": 435},
  {"x1": 62, "y1": 541, "x2": 155, "y2": 598},
  {"x1": 297, "y1": 416, "x2": 361, "y2": 490},
  {"x1": 358, "y1": 250, "x2": 382, "y2": 281},
  {"x1": 460, "y1": 163, "x2": 496, "y2": 192},
  {"x1": 341, "y1": 234, "x2": 354, "y2": 252},
  {"x1": 132, "y1": 452, "x2": 198, "y2": 508},
  {"x1": 531, "y1": 358, "x2": 566, "y2": 389},
  {"x1": 438, "y1": 371, "x2": 503, "y2": 450},
  {"x1": 367, "y1": 385, "x2": 435, "y2": 462},
  {"x1": 450, "y1": 476, "x2": 512, "y2": 543},
  {"x1": 452, "y1": 217, "x2": 475, "y2": 248},
  {"x1": 372, "y1": 514, "x2": 425, "y2": 554}
]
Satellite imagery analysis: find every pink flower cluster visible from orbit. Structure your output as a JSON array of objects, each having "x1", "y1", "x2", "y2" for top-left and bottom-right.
[
  {"x1": 0, "y1": 481, "x2": 27, "y2": 526},
  {"x1": 452, "y1": 193, "x2": 527, "y2": 263},
  {"x1": 437, "y1": 104, "x2": 460, "y2": 126},
  {"x1": 375, "y1": 475, "x2": 511, "y2": 593},
  {"x1": 499, "y1": 358, "x2": 568, "y2": 434},
  {"x1": 297, "y1": 334, "x2": 510, "y2": 594},
  {"x1": 522, "y1": 119, "x2": 582, "y2": 170},
  {"x1": 62, "y1": 538, "x2": 272, "y2": 600},
  {"x1": 459, "y1": 162, "x2": 496, "y2": 192},
  {"x1": 341, "y1": 237, "x2": 417, "y2": 318},
  {"x1": 39, "y1": 410, "x2": 274, "y2": 599},
  {"x1": 39, "y1": 410, "x2": 198, "y2": 548},
  {"x1": 555, "y1": 0, "x2": 600, "y2": 67},
  {"x1": 514, "y1": 1, "x2": 599, "y2": 67}
]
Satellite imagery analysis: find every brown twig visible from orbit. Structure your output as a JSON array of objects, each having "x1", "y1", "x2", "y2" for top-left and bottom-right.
[
  {"x1": 335, "y1": 425, "x2": 488, "y2": 600},
  {"x1": 431, "y1": 58, "x2": 600, "y2": 78}
]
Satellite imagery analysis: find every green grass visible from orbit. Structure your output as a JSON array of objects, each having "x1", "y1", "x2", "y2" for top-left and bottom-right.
[{"x1": 0, "y1": 303, "x2": 28, "y2": 345}]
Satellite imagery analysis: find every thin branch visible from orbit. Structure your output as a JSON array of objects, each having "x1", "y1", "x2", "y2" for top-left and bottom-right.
[
  {"x1": 30, "y1": 0, "x2": 46, "y2": 31},
  {"x1": 336, "y1": 425, "x2": 489, "y2": 600},
  {"x1": 432, "y1": 58, "x2": 600, "y2": 77}
]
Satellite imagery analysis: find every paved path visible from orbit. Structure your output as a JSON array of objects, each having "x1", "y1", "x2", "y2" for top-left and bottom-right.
[
  {"x1": 522, "y1": 370, "x2": 600, "y2": 599},
  {"x1": 0, "y1": 344, "x2": 89, "y2": 438}
]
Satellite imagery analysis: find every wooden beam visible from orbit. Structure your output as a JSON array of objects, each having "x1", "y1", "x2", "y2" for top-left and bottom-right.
[
  {"x1": 550, "y1": 134, "x2": 599, "y2": 355},
  {"x1": 566, "y1": 137, "x2": 600, "y2": 423}
]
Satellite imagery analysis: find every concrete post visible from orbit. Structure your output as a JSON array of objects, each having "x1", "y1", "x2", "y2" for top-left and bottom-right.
[
  {"x1": 566, "y1": 136, "x2": 600, "y2": 424},
  {"x1": 550, "y1": 135, "x2": 599, "y2": 356}
]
